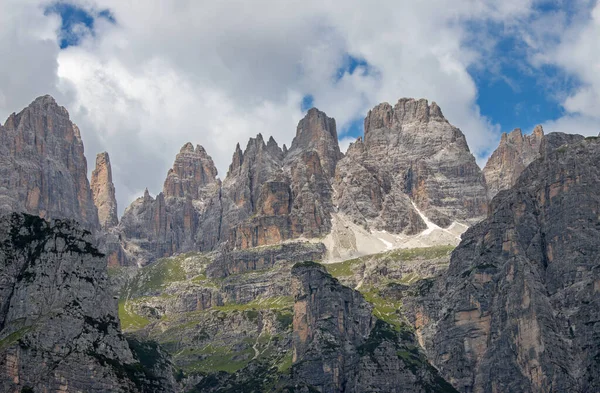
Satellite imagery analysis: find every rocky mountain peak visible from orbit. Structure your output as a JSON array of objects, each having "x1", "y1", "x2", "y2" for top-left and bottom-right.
[
  {"x1": 266, "y1": 135, "x2": 283, "y2": 159},
  {"x1": 364, "y1": 98, "x2": 451, "y2": 139},
  {"x1": 428, "y1": 137, "x2": 600, "y2": 392},
  {"x1": 288, "y1": 107, "x2": 342, "y2": 178},
  {"x1": 227, "y1": 142, "x2": 244, "y2": 176},
  {"x1": 163, "y1": 142, "x2": 218, "y2": 199},
  {"x1": 483, "y1": 125, "x2": 545, "y2": 199},
  {"x1": 91, "y1": 152, "x2": 118, "y2": 229},
  {"x1": 181, "y1": 141, "x2": 194, "y2": 152},
  {"x1": 0, "y1": 95, "x2": 99, "y2": 230},
  {"x1": 336, "y1": 98, "x2": 486, "y2": 233}
]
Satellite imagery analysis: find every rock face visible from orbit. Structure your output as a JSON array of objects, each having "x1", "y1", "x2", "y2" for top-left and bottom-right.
[
  {"x1": 0, "y1": 96, "x2": 99, "y2": 230},
  {"x1": 482, "y1": 126, "x2": 544, "y2": 199},
  {"x1": 222, "y1": 108, "x2": 339, "y2": 250},
  {"x1": 334, "y1": 98, "x2": 487, "y2": 234},
  {"x1": 118, "y1": 144, "x2": 222, "y2": 266},
  {"x1": 291, "y1": 262, "x2": 457, "y2": 393},
  {"x1": 0, "y1": 213, "x2": 175, "y2": 392},
  {"x1": 119, "y1": 108, "x2": 341, "y2": 265},
  {"x1": 91, "y1": 152, "x2": 119, "y2": 229},
  {"x1": 426, "y1": 137, "x2": 600, "y2": 392}
]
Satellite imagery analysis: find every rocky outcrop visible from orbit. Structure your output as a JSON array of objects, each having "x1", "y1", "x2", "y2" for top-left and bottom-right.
[
  {"x1": 119, "y1": 143, "x2": 222, "y2": 266},
  {"x1": 334, "y1": 98, "x2": 487, "y2": 234},
  {"x1": 0, "y1": 213, "x2": 176, "y2": 392},
  {"x1": 482, "y1": 126, "x2": 544, "y2": 199},
  {"x1": 91, "y1": 152, "x2": 119, "y2": 229},
  {"x1": 424, "y1": 137, "x2": 600, "y2": 392},
  {"x1": 291, "y1": 262, "x2": 457, "y2": 393},
  {"x1": 163, "y1": 143, "x2": 218, "y2": 199},
  {"x1": 0, "y1": 96, "x2": 99, "y2": 230},
  {"x1": 222, "y1": 109, "x2": 339, "y2": 250},
  {"x1": 287, "y1": 107, "x2": 343, "y2": 179}
]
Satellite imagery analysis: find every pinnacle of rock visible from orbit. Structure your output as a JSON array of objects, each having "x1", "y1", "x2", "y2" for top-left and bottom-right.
[
  {"x1": 0, "y1": 95, "x2": 99, "y2": 230},
  {"x1": 91, "y1": 152, "x2": 119, "y2": 229},
  {"x1": 483, "y1": 125, "x2": 545, "y2": 199},
  {"x1": 288, "y1": 107, "x2": 342, "y2": 178},
  {"x1": 163, "y1": 142, "x2": 218, "y2": 199},
  {"x1": 336, "y1": 98, "x2": 487, "y2": 233}
]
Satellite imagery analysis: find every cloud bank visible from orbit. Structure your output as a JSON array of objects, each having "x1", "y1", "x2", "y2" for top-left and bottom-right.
[{"x1": 0, "y1": 0, "x2": 598, "y2": 213}]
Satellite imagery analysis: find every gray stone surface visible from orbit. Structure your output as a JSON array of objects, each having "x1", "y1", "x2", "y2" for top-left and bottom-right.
[
  {"x1": 291, "y1": 262, "x2": 457, "y2": 393},
  {"x1": 0, "y1": 213, "x2": 176, "y2": 392},
  {"x1": 419, "y1": 137, "x2": 600, "y2": 393},
  {"x1": 335, "y1": 98, "x2": 487, "y2": 233},
  {"x1": 92, "y1": 152, "x2": 119, "y2": 229},
  {"x1": 0, "y1": 96, "x2": 99, "y2": 230}
]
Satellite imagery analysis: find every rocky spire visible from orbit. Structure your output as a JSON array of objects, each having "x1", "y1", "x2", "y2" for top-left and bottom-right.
[
  {"x1": 364, "y1": 98, "x2": 448, "y2": 138},
  {"x1": 335, "y1": 98, "x2": 487, "y2": 233},
  {"x1": 0, "y1": 95, "x2": 99, "y2": 230},
  {"x1": 288, "y1": 108, "x2": 342, "y2": 178},
  {"x1": 91, "y1": 152, "x2": 118, "y2": 229},
  {"x1": 483, "y1": 125, "x2": 545, "y2": 200},
  {"x1": 227, "y1": 143, "x2": 244, "y2": 176},
  {"x1": 163, "y1": 142, "x2": 218, "y2": 199}
]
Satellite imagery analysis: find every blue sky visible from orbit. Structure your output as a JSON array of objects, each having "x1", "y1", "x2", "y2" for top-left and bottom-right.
[{"x1": 44, "y1": 3, "x2": 115, "y2": 49}]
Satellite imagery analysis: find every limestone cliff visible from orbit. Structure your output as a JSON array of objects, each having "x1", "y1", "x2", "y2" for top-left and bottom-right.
[
  {"x1": 421, "y1": 136, "x2": 600, "y2": 392},
  {"x1": 119, "y1": 143, "x2": 222, "y2": 266},
  {"x1": 91, "y1": 152, "x2": 119, "y2": 229},
  {"x1": 0, "y1": 96, "x2": 99, "y2": 230},
  {"x1": 335, "y1": 98, "x2": 487, "y2": 234},
  {"x1": 482, "y1": 125, "x2": 544, "y2": 199},
  {"x1": 0, "y1": 213, "x2": 176, "y2": 392},
  {"x1": 291, "y1": 262, "x2": 456, "y2": 393}
]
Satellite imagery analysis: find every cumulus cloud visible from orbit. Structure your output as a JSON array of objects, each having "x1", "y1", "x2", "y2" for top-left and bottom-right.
[
  {"x1": 3, "y1": 0, "x2": 583, "y2": 215},
  {"x1": 525, "y1": 1, "x2": 600, "y2": 136}
]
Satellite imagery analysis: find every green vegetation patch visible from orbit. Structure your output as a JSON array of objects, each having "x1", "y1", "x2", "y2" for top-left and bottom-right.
[
  {"x1": 277, "y1": 350, "x2": 293, "y2": 373},
  {"x1": 384, "y1": 245, "x2": 455, "y2": 261},
  {"x1": 127, "y1": 256, "x2": 186, "y2": 296},
  {"x1": 324, "y1": 258, "x2": 362, "y2": 278},
  {"x1": 119, "y1": 300, "x2": 150, "y2": 331},
  {"x1": 184, "y1": 344, "x2": 255, "y2": 374},
  {"x1": 360, "y1": 287, "x2": 406, "y2": 330},
  {"x1": 0, "y1": 327, "x2": 32, "y2": 350},
  {"x1": 213, "y1": 296, "x2": 294, "y2": 313}
]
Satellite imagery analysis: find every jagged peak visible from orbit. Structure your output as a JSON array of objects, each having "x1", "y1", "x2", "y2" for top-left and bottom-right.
[
  {"x1": 365, "y1": 98, "x2": 448, "y2": 135},
  {"x1": 296, "y1": 107, "x2": 338, "y2": 141},
  {"x1": 227, "y1": 142, "x2": 245, "y2": 175},
  {"x1": 532, "y1": 124, "x2": 544, "y2": 137},
  {"x1": 96, "y1": 151, "x2": 111, "y2": 164},
  {"x1": 180, "y1": 142, "x2": 195, "y2": 153}
]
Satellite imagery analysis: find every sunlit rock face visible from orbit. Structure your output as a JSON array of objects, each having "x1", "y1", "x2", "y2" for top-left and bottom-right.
[
  {"x1": 0, "y1": 95, "x2": 99, "y2": 230},
  {"x1": 420, "y1": 136, "x2": 600, "y2": 393},
  {"x1": 335, "y1": 98, "x2": 488, "y2": 235},
  {"x1": 483, "y1": 125, "x2": 544, "y2": 200}
]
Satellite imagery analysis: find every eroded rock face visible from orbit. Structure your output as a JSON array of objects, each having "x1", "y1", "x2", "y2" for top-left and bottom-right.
[
  {"x1": 219, "y1": 108, "x2": 339, "y2": 250},
  {"x1": 91, "y1": 152, "x2": 119, "y2": 229},
  {"x1": 287, "y1": 107, "x2": 343, "y2": 179},
  {"x1": 0, "y1": 213, "x2": 175, "y2": 392},
  {"x1": 119, "y1": 142, "x2": 222, "y2": 266},
  {"x1": 482, "y1": 126, "x2": 544, "y2": 200},
  {"x1": 163, "y1": 143, "x2": 218, "y2": 199},
  {"x1": 425, "y1": 137, "x2": 600, "y2": 393},
  {"x1": 0, "y1": 96, "x2": 99, "y2": 230},
  {"x1": 335, "y1": 98, "x2": 487, "y2": 234},
  {"x1": 291, "y1": 262, "x2": 457, "y2": 393}
]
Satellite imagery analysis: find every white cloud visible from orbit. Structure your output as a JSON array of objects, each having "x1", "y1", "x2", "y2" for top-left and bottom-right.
[
  {"x1": 0, "y1": 0, "x2": 542, "y2": 214},
  {"x1": 526, "y1": 1, "x2": 600, "y2": 136}
]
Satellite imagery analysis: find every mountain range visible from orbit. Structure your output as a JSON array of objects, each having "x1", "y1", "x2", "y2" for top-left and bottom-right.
[{"x1": 0, "y1": 95, "x2": 598, "y2": 392}]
